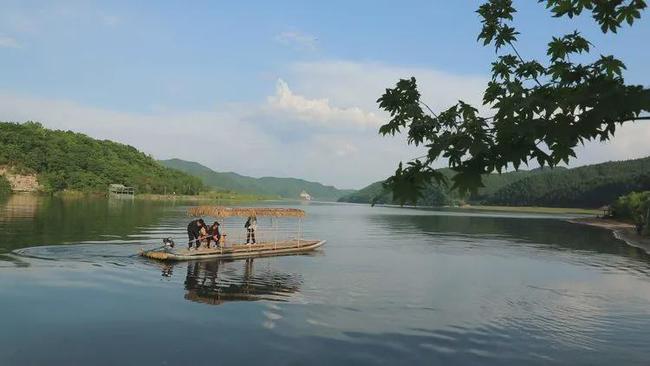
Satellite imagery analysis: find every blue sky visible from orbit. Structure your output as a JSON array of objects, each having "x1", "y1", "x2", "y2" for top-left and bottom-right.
[{"x1": 1, "y1": 1, "x2": 649, "y2": 189}]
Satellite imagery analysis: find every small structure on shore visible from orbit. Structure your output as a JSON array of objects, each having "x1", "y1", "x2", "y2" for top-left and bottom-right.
[
  {"x1": 599, "y1": 205, "x2": 612, "y2": 218},
  {"x1": 108, "y1": 184, "x2": 135, "y2": 199},
  {"x1": 299, "y1": 190, "x2": 311, "y2": 201}
]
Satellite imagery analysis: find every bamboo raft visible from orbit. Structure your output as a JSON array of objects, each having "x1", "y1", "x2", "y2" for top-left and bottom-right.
[
  {"x1": 141, "y1": 239, "x2": 325, "y2": 261},
  {"x1": 141, "y1": 206, "x2": 325, "y2": 261}
]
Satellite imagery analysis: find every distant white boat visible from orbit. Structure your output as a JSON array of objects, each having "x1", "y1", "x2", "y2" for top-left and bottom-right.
[{"x1": 299, "y1": 190, "x2": 312, "y2": 201}]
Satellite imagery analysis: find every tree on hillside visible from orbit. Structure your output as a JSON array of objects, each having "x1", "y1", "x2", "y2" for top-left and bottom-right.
[
  {"x1": 379, "y1": 0, "x2": 650, "y2": 204},
  {"x1": 0, "y1": 122, "x2": 204, "y2": 194}
]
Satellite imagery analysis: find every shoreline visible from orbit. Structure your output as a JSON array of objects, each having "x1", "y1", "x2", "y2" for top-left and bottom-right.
[
  {"x1": 134, "y1": 193, "x2": 274, "y2": 202},
  {"x1": 1, "y1": 191, "x2": 275, "y2": 202},
  {"x1": 456, "y1": 205, "x2": 599, "y2": 215},
  {"x1": 568, "y1": 217, "x2": 650, "y2": 254},
  {"x1": 372, "y1": 203, "x2": 600, "y2": 215}
]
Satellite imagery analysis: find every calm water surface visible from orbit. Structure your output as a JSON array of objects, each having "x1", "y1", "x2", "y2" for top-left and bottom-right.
[{"x1": 1, "y1": 195, "x2": 650, "y2": 365}]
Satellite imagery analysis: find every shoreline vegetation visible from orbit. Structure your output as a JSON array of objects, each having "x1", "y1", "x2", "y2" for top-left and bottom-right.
[
  {"x1": 135, "y1": 191, "x2": 276, "y2": 202},
  {"x1": 370, "y1": 202, "x2": 600, "y2": 215},
  {"x1": 1, "y1": 190, "x2": 274, "y2": 203},
  {"x1": 568, "y1": 217, "x2": 650, "y2": 254},
  {"x1": 451, "y1": 205, "x2": 599, "y2": 215}
]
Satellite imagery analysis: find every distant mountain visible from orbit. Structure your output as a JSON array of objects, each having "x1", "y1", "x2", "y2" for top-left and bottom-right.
[
  {"x1": 160, "y1": 158, "x2": 355, "y2": 201},
  {"x1": 337, "y1": 181, "x2": 387, "y2": 204},
  {"x1": 339, "y1": 157, "x2": 650, "y2": 208}
]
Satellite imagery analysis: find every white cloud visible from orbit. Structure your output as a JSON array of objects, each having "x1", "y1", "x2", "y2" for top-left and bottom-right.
[
  {"x1": 274, "y1": 31, "x2": 318, "y2": 50},
  {"x1": 0, "y1": 87, "x2": 424, "y2": 189},
  {"x1": 266, "y1": 78, "x2": 383, "y2": 129},
  {"x1": 282, "y1": 61, "x2": 650, "y2": 172},
  {"x1": 0, "y1": 35, "x2": 20, "y2": 48},
  {"x1": 288, "y1": 61, "x2": 488, "y2": 114},
  {"x1": 571, "y1": 122, "x2": 650, "y2": 167},
  {"x1": 0, "y1": 92, "x2": 278, "y2": 175},
  {"x1": 1, "y1": 60, "x2": 645, "y2": 189}
]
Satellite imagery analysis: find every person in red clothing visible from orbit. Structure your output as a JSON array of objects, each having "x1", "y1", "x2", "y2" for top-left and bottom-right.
[{"x1": 206, "y1": 221, "x2": 221, "y2": 248}]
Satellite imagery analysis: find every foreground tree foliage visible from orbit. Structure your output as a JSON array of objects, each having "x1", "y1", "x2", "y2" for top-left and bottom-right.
[
  {"x1": 612, "y1": 191, "x2": 650, "y2": 236},
  {"x1": 379, "y1": 0, "x2": 650, "y2": 204},
  {"x1": 0, "y1": 122, "x2": 204, "y2": 194}
]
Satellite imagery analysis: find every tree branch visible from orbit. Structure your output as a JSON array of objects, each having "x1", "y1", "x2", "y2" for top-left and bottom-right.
[
  {"x1": 507, "y1": 40, "x2": 544, "y2": 87},
  {"x1": 419, "y1": 101, "x2": 439, "y2": 118}
]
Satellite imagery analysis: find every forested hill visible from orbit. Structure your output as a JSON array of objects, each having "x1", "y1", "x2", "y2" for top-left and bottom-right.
[
  {"x1": 159, "y1": 158, "x2": 354, "y2": 201},
  {"x1": 0, "y1": 122, "x2": 203, "y2": 194},
  {"x1": 488, "y1": 157, "x2": 650, "y2": 208},
  {"x1": 339, "y1": 157, "x2": 650, "y2": 208},
  {"x1": 339, "y1": 167, "x2": 553, "y2": 205}
]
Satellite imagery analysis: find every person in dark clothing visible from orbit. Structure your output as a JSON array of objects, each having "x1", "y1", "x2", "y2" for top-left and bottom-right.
[
  {"x1": 187, "y1": 218, "x2": 206, "y2": 250},
  {"x1": 206, "y1": 221, "x2": 221, "y2": 248},
  {"x1": 245, "y1": 215, "x2": 257, "y2": 244}
]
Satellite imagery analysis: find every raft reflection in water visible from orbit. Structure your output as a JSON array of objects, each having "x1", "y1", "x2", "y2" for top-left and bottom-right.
[{"x1": 169, "y1": 259, "x2": 303, "y2": 305}]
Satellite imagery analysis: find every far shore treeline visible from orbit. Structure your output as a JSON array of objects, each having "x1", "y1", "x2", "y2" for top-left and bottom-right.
[
  {"x1": 339, "y1": 157, "x2": 650, "y2": 209},
  {"x1": 0, "y1": 121, "x2": 203, "y2": 194}
]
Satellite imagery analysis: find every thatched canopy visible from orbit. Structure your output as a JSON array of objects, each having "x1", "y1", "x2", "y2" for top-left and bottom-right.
[{"x1": 187, "y1": 206, "x2": 306, "y2": 218}]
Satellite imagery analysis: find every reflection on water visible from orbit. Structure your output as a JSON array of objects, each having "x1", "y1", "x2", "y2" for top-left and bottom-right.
[
  {"x1": 2, "y1": 200, "x2": 650, "y2": 365},
  {"x1": 0, "y1": 195, "x2": 172, "y2": 254},
  {"x1": 369, "y1": 212, "x2": 650, "y2": 266},
  {"x1": 180, "y1": 259, "x2": 302, "y2": 305},
  {"x1": 0, "y1": 193, "x2": 39, "y2": 220}
]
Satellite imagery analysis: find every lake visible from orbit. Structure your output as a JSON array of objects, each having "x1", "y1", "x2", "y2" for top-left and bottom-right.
[{"x1": 1, "y1": 195, "x2": 650, "y2": 365}]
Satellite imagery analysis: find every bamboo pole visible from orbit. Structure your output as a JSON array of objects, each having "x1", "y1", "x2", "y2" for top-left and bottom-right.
[{"x1": 272, "y1": 217, "x2": 277, "y2": 250}]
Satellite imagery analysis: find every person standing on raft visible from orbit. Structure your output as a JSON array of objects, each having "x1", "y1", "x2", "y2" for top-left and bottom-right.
[
  {"x1": 245, "y1": 215, "x2": 257, "y2": 244},
  {"x1": 187, "y1": 218, "x2": 206, "y2": 250}
]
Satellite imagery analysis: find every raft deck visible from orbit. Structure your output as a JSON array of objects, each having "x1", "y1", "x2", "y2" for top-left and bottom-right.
[{"x1": 141, "y1": 239, "x2": 325, "y2": 261}]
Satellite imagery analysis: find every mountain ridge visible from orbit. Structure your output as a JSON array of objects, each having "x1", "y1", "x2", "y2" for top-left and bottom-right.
[
  {"x1": 339, "y1": 156, "x2": 650, "y2": 208},
  {"x1": 159, "y1": 158, "x2": 354, "y2": 201}
]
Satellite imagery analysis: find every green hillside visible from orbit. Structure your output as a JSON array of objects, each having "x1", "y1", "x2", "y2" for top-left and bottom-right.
[
  {"x1": 0, "y1": 122, "x2": 203, "y2": 194},
  {"x1": 487, "y1": 157, "x2": 650, "y2": 208},
  {"x1": 339, "y1": 158, "x2": 650, "y2": 208},
  {"x1": 160, "y1": 158, "x2": 354, "y2": 201},
  {"x1": 340, "y1": 168, "x2": 550, "y2": 206}
]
